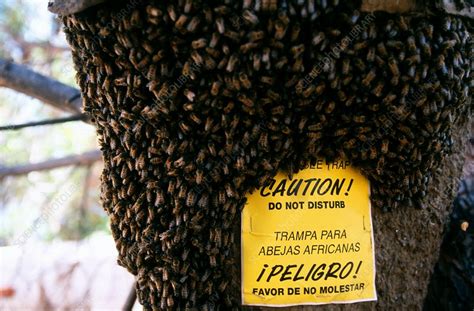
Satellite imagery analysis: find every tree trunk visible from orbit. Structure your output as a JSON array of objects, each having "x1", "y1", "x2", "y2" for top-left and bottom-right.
[{"x1": 57, "y1": 0, "x2": 473, "y2": 309}]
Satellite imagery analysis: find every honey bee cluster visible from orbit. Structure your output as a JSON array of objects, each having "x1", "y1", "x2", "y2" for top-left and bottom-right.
[{"x1": 62, "y1": 0, "x2": 472, "y2": 309}]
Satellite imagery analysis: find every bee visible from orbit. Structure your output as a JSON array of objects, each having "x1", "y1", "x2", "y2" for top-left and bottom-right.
[
  {"x1": 344, "y1": 139, "x2": 357, "y2": 149},
  {"x1": 386, "y1": 40, "x2": 404, "y2": 50},
  {"x1": 292, "y1": 57, "x2": 304, "y2": 72},
  {"x1": 191, "y1": 38, "x2": 207, "y2": 49},
  {"x1": 213, "y1": 228, "x2": 222, "y2": 245},
  {"x1": 365, "y1": 47, "x2": 375, "y2": 62},
  {"x1": 353, "y1": 115, "x2": 366, "y2": 123},
  {"x1": 336, "y1": 60, "x2": 350, "y2": 79},
  {"x1": 362, "y1": 69, "x2": 376, "y2": 87},
  {"x1": 135, "y1": 154, "x2": 146, "y2": 170},
  {"x1": 372, "y1": 83, "x2": 384, "y2": 97},
  {"x1": 214, "y1": 5, "x2": 230, "y2": 15},
  {"x1": 238, "y1": 94, "x2": 254, "y2": 107},
  {"x1": 402, "y1": 175, "x2": 410, "y2": 187},
  {"x1": 334, "y1": 128, "x2": 349, "y2": 136},
  {"x1": 259, "y1": 76, "x2": 273, "y2": 86},
  {"x1": 274, "y1": 20, "x2": 287, "y2": 40},
  {"x1": 224, "y1": 30, "x2": 240, "y2": 42},
  {"x1": 175, "y1": 15, "x2": 188, "y2": 29},
  {"x1": 398, "y1": 124, "x2": 414, "y2": 139},
  {"x1": 325, "y1": 101, "x2": 336, "y2": 114},
  {"x1": 252, "y1": 53, "x2": 262, "y2": 71},
  {"x1": 291, "y1": 44, "x2": 305, "y2": 58},
  {"x1": 369, "y1": 146, "x2": 377, "y2": 159},
  {"x1": 271, "y1": 105, "x2": 285, "y2": 115},
  {"x1": 308, "y1": 132, "x2": 322, "y2": 140},
  {"x1": 258, "y1": 132, "x2": 269, "y2": 150},
  {"x1": 425, "y1": 23, "x2": 434, "y2": 39},
  {"x1": 358, "y1": 127, "x2": 372, "y2": 134},
  {"x1": 198, "y1": 193, "x2": 209, "y2": 208},
  {"x1": 391, "y1": 75, "x2": 399, "y2": 86},
  {"x1": 208, "y1": 142, "x2": 217, "y2": 156},
  {"x1": 267, "y1": 90, "x2": 280, "y2": 101},
  {"x1": 354, "y1": 41, "x2": 368, "y2": 51},
  {"x1": 407, "y1": 36, "x2": 416, "y2": 52},
  {"x1": 167, "y1": 5, "x2": 177, "y2": 21},
  {"x1": 261, "y1": 159, "x2": 273, "y2": 171},
  {"x1": 186, "y1": 191, "x2": 197, "y2": 206},
  {"x1": 210, "y1": 81, "x2": 222, "y2": 96},
  {"x1": 422, "y1": 43, "x2": 432, "y2": 57},
  {"x1": 302, "y1": 85, "x2": 315, "y2": 98},
  {"x1": 377, "y1": 42, "x2": 388, "y2": 57},
  {"x1": 238, "y1": 73, "x2": 252, "y2": 89},
  {"x1": 242, "y1": 10, "x2": 259, "y2": 25},
  {"x1": 218, "y1": 280, "x2": 229, "y2": 292},
  {"x1": 383, "y1": 93, "x2": 397, "y2": 105},
  {"x1": 312, "y1": 32, "x2": 325, "y2": 46},
  {"x1": 373, "y1": 55, "x2": 385, "y2": 69},
  {"x1": 262, "y1": 0, "x2": 278, "y2": 11},
  {"x1": 353, "y1": 58, "x2": 366, "y2": 71},
  {"x1": 179, "y1": 121, "x2": 191, "y2": 134},
  {"x1": 215, "y1": 17, "x2": 225, "y2": 34},
  {"x1": 190, "y1": 51, "x2": 203, "y2": 66},
  {"x1": 226, "y1": 54, "x2": 238, "y2": 72},
  {"x1": 290, "y1": 23, "x2": 301, "y2": 42},
  {"x1": 218, "y1": 189, "x2": 226, "y2": 205},
  {"x1": 180, "y1": 283, "x2": 189, "y2": 299},
  {"x1": 398, "y1": 16, "x2": 409, "y2": 31},
  {"x1": 388, "y1": 57, "x2": 400, "y2": 77},
  {"x1": 424, "y1": 122, "x2": 434, "y2": 134},
  {"x1": 209, "y1": 255, "x2": 217, "y2": 267}
]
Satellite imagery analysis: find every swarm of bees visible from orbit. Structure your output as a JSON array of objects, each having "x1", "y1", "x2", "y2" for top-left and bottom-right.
[{"x1": 62, "y1": 0, "x2": 472, "y2": 309}]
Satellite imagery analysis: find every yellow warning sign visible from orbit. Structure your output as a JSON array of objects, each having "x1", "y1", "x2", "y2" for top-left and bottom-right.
[{"x1": 241, "y1": 159, "x2": 377, "y2": 306}]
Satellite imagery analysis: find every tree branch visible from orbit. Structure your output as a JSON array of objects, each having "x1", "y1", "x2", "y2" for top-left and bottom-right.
[
  {"x1": 123, "y1": 282, "x2": 137, "y2": 311},
  {"x1": 0, "y1": 150, "x2": 102, "y2": 178},
  {"x1": 0, "y1": 58, "x2": 82, "y2": 114},
  {"x1": 0, "y1": 114, "x2": 87, "y2": 131},
  {"x1": 48, "y1": 0, "x2": 107, "y2": 15}
]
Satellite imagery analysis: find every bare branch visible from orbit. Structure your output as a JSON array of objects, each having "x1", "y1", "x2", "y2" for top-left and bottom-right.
[
  {"x1": 0, "y1": 151, "x2": 102, "y2": 178},
  {"x1": 0, "y1": 58, "x2": 82, "y2": 114},
  {"x1": 0, "y1": 114, "x2": 87, "y2": 131},
  {"x1": 48, "y1": 0, "x2": 107, "y2": 15},
  {"x1": 123, "y1": 282, "x2": 137, "y2": 311}
]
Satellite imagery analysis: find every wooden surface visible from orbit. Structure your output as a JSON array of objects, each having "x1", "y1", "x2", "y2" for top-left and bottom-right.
[
  {"x1": 361, "y1": 0, "x2": 417, "y2": 13},
  {"x1": 48, "y1": 0, "x2": 106, "y2": 15},
  {"x1": 361, "y1": 0, "x2": 474, "y2": 18}
]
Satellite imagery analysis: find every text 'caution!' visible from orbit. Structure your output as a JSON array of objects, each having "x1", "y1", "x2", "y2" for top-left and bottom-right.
[{"x1": 242, "y1": 159, "x2": 377, "y2": 307}]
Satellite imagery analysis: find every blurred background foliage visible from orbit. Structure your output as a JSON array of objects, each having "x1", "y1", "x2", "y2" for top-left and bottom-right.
[{"x1": 0, "y1": 0, "x2": 109, "y2": 245}]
